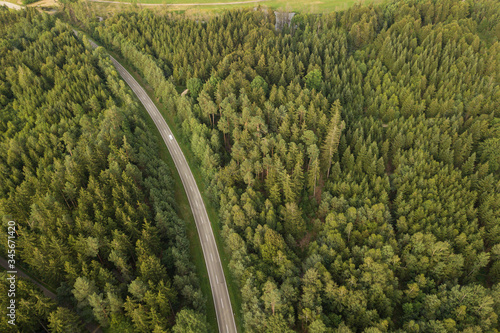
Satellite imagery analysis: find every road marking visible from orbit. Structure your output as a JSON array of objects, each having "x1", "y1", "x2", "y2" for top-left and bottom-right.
[
  {"x1": 216, "y1": 275, "x2": 219, "y2": 283},
  {"x1": 210, "y1": 253, "x2": 213, "y2": 262},
  {"x1": 221, "y1": 298, "x2": 224, "y2": 308},
  {"x1": 226, "y1": 324, "x2": 228, "y2": 332},
  {"x1": 205, "y1": 234, "x2": 208, "y2": 241}
]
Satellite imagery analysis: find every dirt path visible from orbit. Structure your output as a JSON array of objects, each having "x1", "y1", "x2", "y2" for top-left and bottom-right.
[
  {"x1": 0, "y1": 256, "x2": 56, "y2": 299},
  {"x1": 87, "y1": 0, "x2": 266, "y2": 6},
  {"x1": 0, "y1": 1, "x2": 23, "y2": 9},
  {"x1": 1, "y1": 256, "x2": 102, "y2": 332}
]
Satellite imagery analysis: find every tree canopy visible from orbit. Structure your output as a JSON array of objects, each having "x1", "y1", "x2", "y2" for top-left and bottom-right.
[
  {"x1": 76, "y1": 0, "x2": 500, "y2": 330},
  {"x1": 3, "y1": 0, "x2": 500, "y2": 331},
  {"x1": 0, "y1": 8, "x2": 208, "y2": 332}
]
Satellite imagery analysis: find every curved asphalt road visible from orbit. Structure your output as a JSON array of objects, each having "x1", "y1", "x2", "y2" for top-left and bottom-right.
[{"x1": 81, "y1": 35, "x2": 237, "y2": 333}]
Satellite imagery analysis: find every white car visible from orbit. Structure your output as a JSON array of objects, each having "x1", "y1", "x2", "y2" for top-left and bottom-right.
[{"x1": 168, "y1": 135, "x2": 173, "y2": 140}]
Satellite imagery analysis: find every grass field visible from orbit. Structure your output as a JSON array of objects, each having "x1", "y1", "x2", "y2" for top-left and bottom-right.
[{"x1": 87, "y1": 0, "x2": 379, "y2": 14}]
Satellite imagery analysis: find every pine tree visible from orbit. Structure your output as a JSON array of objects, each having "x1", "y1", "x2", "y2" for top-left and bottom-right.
[{"x1": 321, "y1": 100, "x2": 344, "y2": 178}]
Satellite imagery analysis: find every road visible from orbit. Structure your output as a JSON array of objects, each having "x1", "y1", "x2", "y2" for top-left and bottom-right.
[
  {"x1": 87, "y1": 0, "x2": 265, "y2": 6},
  {"x1": 0, "y1": 1, "x2": 23, "y2": 9},
  {"x1": 0, "y1": 257, "x2": 102, "y2": 332},
  {"x1": 82, "y1": 35, "x2": 237, "y2": 333},
  {"x1": 0, "y1": 257, "x2": 56, "y2": 299}
]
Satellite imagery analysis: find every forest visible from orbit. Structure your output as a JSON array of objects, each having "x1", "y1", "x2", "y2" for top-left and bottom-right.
[
  {"x1": 0, "y1": 8, "x2": 209, "y2": 332},
  {"x1": 1, "y1": 0, "x2": 500, "y2": 331},
  {"x1": 61, "y1": 0, "x2": 500, "y2": 331}
]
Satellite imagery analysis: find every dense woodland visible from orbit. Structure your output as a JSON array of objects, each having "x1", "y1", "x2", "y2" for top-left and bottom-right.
[
  {"x1": 1, "y1": 0, "x2": 500, "y2": 331},
  {"x1": 0, "y1": 8, "x2": 209, "y2": 332},
  {"x1": 62, "y1": 0, "x2": 500, "y2": 331}
]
